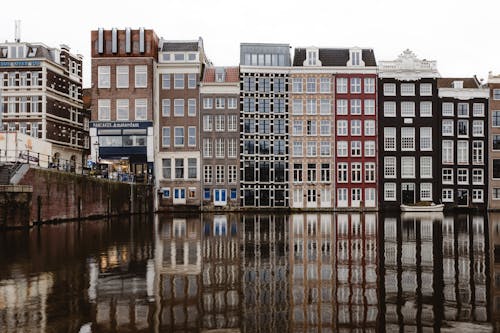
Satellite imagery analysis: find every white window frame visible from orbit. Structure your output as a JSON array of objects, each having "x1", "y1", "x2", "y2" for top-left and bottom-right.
[
  {"x1": 98, "y1": 66, "x2": 110, "y2": 88},
  {"x1": 116, "y1": 65, "x2": 129, "y2": 88},
  {"x1": 134, "y1": 65, "x2": 147, "y2": 88}
]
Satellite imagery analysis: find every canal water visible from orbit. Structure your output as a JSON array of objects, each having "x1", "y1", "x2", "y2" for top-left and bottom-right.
[{"x1": 0, "y1": 212, "x2": 498, "y2": 332}]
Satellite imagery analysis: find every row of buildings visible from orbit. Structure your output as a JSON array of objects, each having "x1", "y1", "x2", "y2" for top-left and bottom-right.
[{"x1": 2, "y1": 27, "x2": 500, "y2": 210}]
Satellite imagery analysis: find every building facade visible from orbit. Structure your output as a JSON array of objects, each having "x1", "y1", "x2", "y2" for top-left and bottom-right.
[
  {"x1": 438, "y1": 78, "x2": 488, "y2": 209},
  {"x1": 489, "y1": 74, "x2": 500, "y2": 209},
  {"x1": 239, "y1": 43, "x2": 290, "y2": 208},
  {"x1": 90, "y1": 28, "x2": 158, "y2": 181},
  {"x1": 155, "y1": 38, "x2": 208, "y2": 209},
  {"x1": 200, "y1": 67, "x2": 240, "y2": 209},
  {"x1": 0, "y1": 39, "x2": 88, "y2": 170},
  {"x1": 378, "y1": 50, "x2": 440, "y2": 210}
]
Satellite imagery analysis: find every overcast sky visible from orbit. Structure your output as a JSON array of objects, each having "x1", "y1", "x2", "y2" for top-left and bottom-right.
[{"x1": 1, "y1": 0, "x2": 498, "y2": 88}]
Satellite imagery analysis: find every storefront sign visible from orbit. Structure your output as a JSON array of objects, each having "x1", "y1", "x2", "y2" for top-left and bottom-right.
[
  {"x1": 90, "y1": 121, "x2": 152, "y2": 129},
  {"x1": 0, "y1": 60, "x2": 41, "y2": 67}
]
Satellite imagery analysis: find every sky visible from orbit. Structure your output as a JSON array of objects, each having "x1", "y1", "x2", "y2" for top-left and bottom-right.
[{"x1": 1, "y1": 0, "x2": 498, "y2": 88}]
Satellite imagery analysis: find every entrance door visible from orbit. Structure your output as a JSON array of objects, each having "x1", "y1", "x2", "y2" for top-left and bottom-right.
[
  {"x1": 214, "y1": 189, "x2": 227, "y2": 206},
  {"x1": 457, "y1": 189, "x2": 468, "y2": 206},
  {"x1": 402, "y1": 183, "x2": 415, "y2": 205},
  {"x1": 173, "y1": 188, "x2": 186, "y2": 205}
]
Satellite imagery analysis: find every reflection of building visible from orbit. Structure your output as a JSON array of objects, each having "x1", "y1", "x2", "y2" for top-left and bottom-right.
[
  {"x1": 201, "y1": 214, "x2": 241, "y2": 330},
  {"x1": 289, "y1": 213, "x2": 335, "y2": 330},
  {"x1": 336, "y1": 213, "x2": 378, "y2": 331},
  {"x1": 241, "y1": 214, "x2": 288, "y2": 331},
  {"x1": 490, "y1": 213, "x2": 500, "y2": 331},
  {"x1": 90, "y1": 28, "x2": 158, "y2": 181}
]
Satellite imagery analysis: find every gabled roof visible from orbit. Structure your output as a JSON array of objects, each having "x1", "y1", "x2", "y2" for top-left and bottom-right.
[
  {"x1": 202, "y1": 67, "x2": 239, "y2": 83},
  {"x1": 293, "y1": 48, "x2": 377, "y2": 67},
  {"x1": 438, "y1": 77, "x2": 481, "y2": 89}
]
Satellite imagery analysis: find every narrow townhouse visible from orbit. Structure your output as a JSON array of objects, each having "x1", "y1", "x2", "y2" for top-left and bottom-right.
[{"x1": 488, "y1": 73, "x2": 500, "y2": 209}]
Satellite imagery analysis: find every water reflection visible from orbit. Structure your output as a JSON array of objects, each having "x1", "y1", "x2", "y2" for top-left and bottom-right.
[{"x1": 0, "y1": 212, "x2": 496, "y2": 332}]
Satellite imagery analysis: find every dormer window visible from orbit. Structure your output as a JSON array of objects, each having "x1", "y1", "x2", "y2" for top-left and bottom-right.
[
  {"x1": 348, "y1": 48, "x2": 364, "y2": 67},
  {"x1": 304, "y1": 48, "x2": 321, "y2": 67},
  {"x1": 215, "y1": 68, "x2": 225, "y2": 82},
  {"x1": 352, "y1": 51, "x2": 361, "y2": 66},
  {"x1": 452, "y1": 81, "x2": 464, "y2": 89}
]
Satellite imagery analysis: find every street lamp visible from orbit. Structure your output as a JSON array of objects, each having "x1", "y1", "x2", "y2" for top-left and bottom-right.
[{"x1": 93, "y1": 142, "x2": 99, "y2": 169}]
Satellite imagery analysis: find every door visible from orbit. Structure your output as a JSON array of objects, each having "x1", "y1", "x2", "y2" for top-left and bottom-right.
[
  {"x1": 402, "y1": 183, "x2": 415, "y2": 205},
  {"x1": 457, "y1": 189, "x2": 468, "y2": 206},
  {"x1": 351, "y1": 188, "x2": 361, "y2": 207},
  {"x1": 214, "y1": 189, "x2": 227, "y2": 206},
  {"x1": 173, "y1": 188, "x2": 186, "y2": 205}
]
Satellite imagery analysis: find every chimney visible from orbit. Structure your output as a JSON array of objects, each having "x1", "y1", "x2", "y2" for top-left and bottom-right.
[{"x1": 14, "y1": 20, "x2": 21, "y2": 43}]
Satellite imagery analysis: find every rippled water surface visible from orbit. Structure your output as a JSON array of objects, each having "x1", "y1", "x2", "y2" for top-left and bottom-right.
[{"x1": 0, "y1": 212, "x2": 498, "y2": 332}]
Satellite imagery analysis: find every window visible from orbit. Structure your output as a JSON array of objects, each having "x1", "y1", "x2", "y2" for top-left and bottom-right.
[
  {"x1": 293, "y1": 142, "x2": 303, "y2": 156},
  {"x1": 188, "y1": 127, "x2": 196, "y2": 147},
  {"x1": 227, "y1": 98, "x2": 237, "y2": 109},
  {"x1": 494, "y1": 89, "x2": 500, "y2": 100},
  {"x1": 472, "y1": 141, "x2": 484, "y2": 164},
  {"x1": 135, "y1": 99, "x2": 147, "y2": 120},
  {"x1": 336, "y1": 78, "x2": 348, "y2": 93},
  {"x1": 306, "y1": 99, "x2": 317, "y2": 115},
  {"x1": 116, "y1": 66, "x2": 129, "y2": 88},
  {"x1": 350, "y1": 78, "x2": 361, "y2": 93},
  {"x1": 337, "y1": 100, "x2": 348, "y2": 115},
  {"x1": 472, "y1": 189, "x2": 484, "y2": 203},
  {"x1": 442, "y1": 140, "x2": 454, "y2": 164},
  {"x1": 472, "y1": 169, "x2": 484, "y2": 185},
  {"x1": 204, "y1": 166, "x2": 212, "y2": 183},
  {"x1": 365, "y1": 99, "x2": 375, "y2": 115},
  {"x1": 174, "y1": 99, "x2": 184, "y2": 116},
  {"x1": 216, "y1": 97, "x2": 225, "y2": 109},
  {"x1": 228, "y1": 165, "x2": 237, "y2": 184},
  {"x1": 306, "y1": 77, "x2": 316, "y2": 92},
  {"x1": 203, "y1": 98, "x2": 213, "y2": 109},
  {"x1": 293, "y1": 120, "x2": 303, "y2": 136},
  {"x1": 493, "y1": 135, "x2": 500, "y2": 150},
  {"x1": 292, "y1": 78, "x2": 303, "y2": 92},
  {"x1": 203, "y1": 139, "x2": 212, "y2": 157},
  {"x1": 98, "y1": 66, "x2": 110, "y2": 88},
  {"x1": 442, "y1": 120, "x2": 454, "y2": 136},
  {"x1": 188, "y1": 99, "x2": 196, "y2": 116},
  {"x1": 494, "y1": 160, "x2": 500, "y2": 179},
  {"x1": 258, "y1": 78, "x2": 270, "y2": 93},
  {"x1": 307, "y1": 142, "x2": 317, "y2": 156},
  {"x1": 203, "y1": 115, "x2": 213, "y2": 131},
  {"x1": 493, "y1": 188, "x2": 500, "y2": 199},
  {"x1": 320, "y1": 99, "x2": 331, "y2": 114},
  {"x1": 307, "y1": 120, "x2": 317, "y2": 135},
  {"x1": 216, "y1": 165, "x2": 225, "y2": 184},
  {"x1": 401, "y1": 157, "x2": 415, "y2": 178},
  {"x1": 98, "y1": 99, "x2": 110, "y2": 120},
  {"x1": 162, "y1": 99, "x2": 170, "y2": 117},
  {"x1": 473, "y1": 103, "x2": 485, "y2": 116},
  {"x1": 293, "y1": 164, "x2": 303, "y2": 183},
  {"x1": 175, "y1": 159, "x2": 184, "y2": 179},
  {"x1": 384, "y1": 183, "x2": 396, "y2": 201},
  {"x1": 457, "y1": 141, "x2": 469, "y2": 164},
  {"x1": 162, "y1": 159, "x2": 171, "y2": 179},
  {"x1": 337, "y1": 163, "x2": 348, "y2": 183},
  {"x1": 494, "y1": 111, "x2": 500, "y2": 127},
  {"x1": 458, "y1": 103, "x2": 469, "y2": 117},
  {"x1": 320, "y1": 120, "x2": 331, "y2": 136},
  {"x1": 364, "y1": 78, "x2": 375, "y2": 93},
  {"x1": 162, "y1": 127, "x2": 170, "y2": 147},
  {"x1": 292, "y1": 99, "x2": 303, "y2": 115},
  {"x1": 384, "y1": 127, "x2": 396, "y2": 151},
  {"x1": 337, "y1": 141, "x2": 348, "y2": 157},
  {"x1": 259, "y1": 119, "x2": 270, "y2": 134},
  {"x1": 401, "y1": 83, "x2": 415, "y2": 96},
  {"x1": 383, "y1": 83, "x2": 396, "y2": 96},
  {"x1": 321, "y1": 163, "x2": 331, "y2": 182},
  {"x1": 384, "y1": 102, "x2": 396, "y2": 117},
  {"x1": 384, "y1": 157, "x2": 396, "y2": 178},
  {"x1": 174, "y1": 127, "x2": 184, "y2": 146},
  {"x1": 307, "y1": 164, "x2": 317, "y2": 182},
  {"x1": 228, "y1": 139, "x2": 237, "y2": 158},
  {"x1": 351, "y1": 120, "x2": 361, "y2": 136},
  {"x1": 162, "y1": 74, "x2": 170, "y2": 89},
  {"x1": 274, "y1": 98, "x2": 285, "y2": 113},
  {"x1": 188, "y1": 158, "x2": 197, "y2": 178},
  {"x1": 351, "y1": 163, "x2": 362, "y2": 182},
  {"x1": 442, "y1": 103, "x2": 454, "y2": 116},
  {"x1": 228, "y1": 115, "x2": 238, "y2": 132},
  {"x1": 351, "y1": 99, "x2": 361, "y2": 115},
  {"x1": 134, "y1": 65, "x2": 147, "y2": 88},
  {"x1": 320, "y1": 78, "x2": 330, "y2": 92},
  {"x1": 174, "y1": 74, "x2": 184, "y2": 89},
  {"x1": 420, "y1": 102, "x2": 432, "y2": 117},
  {"x1": 442, "y1": 169, "x2": 453, "y2": 184},
  {"x1": 337, "y1": 120, "x2": 348, "y2": 136},
  {"x1": 472, "y1": 120, "x2": 484, "y2": 137},
  {"x1": 420, "y1": 157, "x2": 432, "y2": 178},
  {"x1": 420, "y1": 83, "x2": 432, "y2": 96},
  {"x1": 351, "y1": 141, "x2": 361, "y2": 156},
  {"x1": 204, "y1": 188, "x2": 210, "y2": 200},
  {"x1": 457, "y1": 169, "x2": 468, "y2": 184},
  {"x1": 188, "y1": 74, "x2": 196, "y2": 89},
  {"x1": 442, "y1": 189, "x2": 453, "y2": 202},
  {"x1": 420, "y1": 127, "x2": 432, "y2": 151},
  {"x1": 401, "y1": 127, "x2": 415, "y2": 151},
  {"x1": 320, "y1": 142, "x2": 330, "y2": 156},
  {"x1": 420, "y1": 183, "x2": 432, "y2": 201},
  {"x1": 116, "y1": 99, "x2": 129, "y2": 120},
  {"x1": 365, "y1": 163, "x2": 376, "y2": 182},
  {"x1": 364, "y1": 120, "x2": 375, "y2": 136},
  {"x1": 365, "y1": 141, "x2": 376, "y2": 157},
  {"x1": 215, "y1": 138, "x2": 225, "y2": 158},
  {"x1": 401, "y1": 102, "x2": 415, "y2": 117}
]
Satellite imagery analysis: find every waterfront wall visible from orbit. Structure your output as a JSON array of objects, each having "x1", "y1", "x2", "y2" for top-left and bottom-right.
[{"x1": 11, "y1": 167, "x2": 153, "y2": 226}]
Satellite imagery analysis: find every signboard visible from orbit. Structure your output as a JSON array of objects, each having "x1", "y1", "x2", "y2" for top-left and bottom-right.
[
  {"x1": 0, "y1": 60, "x2": 41, "y2": 67},
  {"x1": 90, "y1": 121, "x2": 152, "y2": 129},
  {"x1": 0, "y1": 131, "x2": 52, "y2": 167}
]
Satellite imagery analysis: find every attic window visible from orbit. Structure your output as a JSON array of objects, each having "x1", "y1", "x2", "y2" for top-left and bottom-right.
[
  {"x1": 452, "y1": 81, "x2": 463, "y2": 89},
  {"x1": 352, "y1": 51, "x2": 361, "y2": 66},
  {"x1": 307, "y1": 50, "x2": 317, "y2": 66},
  {"x1": 215, "y1": 68, "x2": 225, "y2": 82}
]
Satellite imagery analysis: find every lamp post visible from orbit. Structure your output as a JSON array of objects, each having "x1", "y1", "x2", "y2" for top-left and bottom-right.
[{"x1": 93, "y1": 142, "x2": 99, "y2": 170}]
